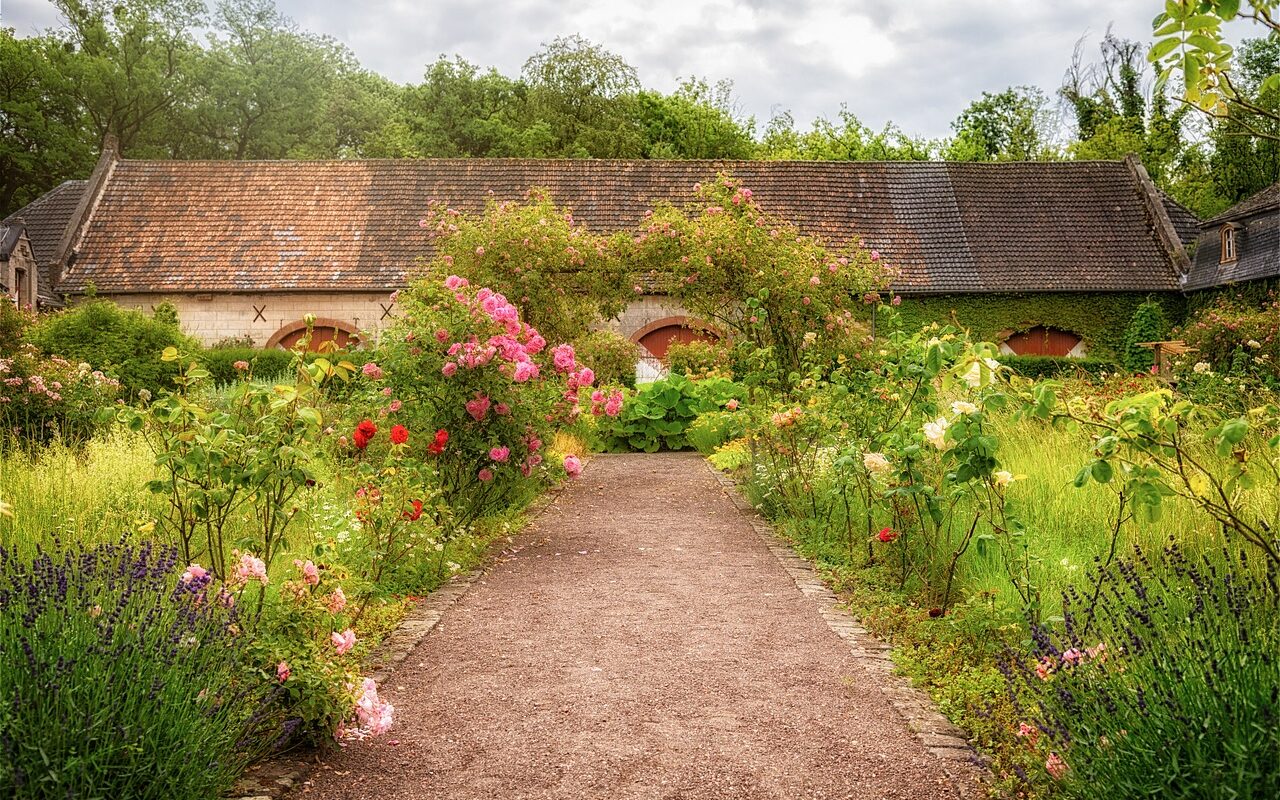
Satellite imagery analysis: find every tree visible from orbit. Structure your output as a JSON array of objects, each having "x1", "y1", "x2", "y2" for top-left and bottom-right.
[
  {"x1": 945, "y1": 86, "x2": 1056, "y2": 161},
  {"x1": 401, "y1": 56, "x2": 537, "y2": 157},
  {"x1": 1150, "y1": 0, "x2": 1280, "y2": 141},
  {"x1": 1208, "y1": 36, "x2": 1280, "y2": 202},
  {"x1": 47, "y1": 0, "x2": 205, "y2": 155},
  {"x1": 0, "y1": 29, "x2": 95, "y2": 215},
  {"x1": 521, "y1": 35, "x2": 644, "y2": 158},
  {"x1": 634, "y1": 78, "x2": 756, "y2": 159},
  {"x1": 758, "y1": 107, "x2": 933, "y2": 161}
]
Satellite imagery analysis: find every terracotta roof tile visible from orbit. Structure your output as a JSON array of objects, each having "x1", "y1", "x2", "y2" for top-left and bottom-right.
[{"x1": 55, "y1": 159, "x2": 1183, "y2": 295}]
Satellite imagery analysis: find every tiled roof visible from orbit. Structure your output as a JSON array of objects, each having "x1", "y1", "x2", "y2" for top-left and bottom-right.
[
  {"x1": 3, "y1": 180, "x2": 87, "y2": 303},
  {"x1": 1204, "y1": 181, "x2": 1280, "y2": 226},
  {"x1": 55, "y1": 159, "x2": 1185, "y2": 295},
  {"x1": 1159, "y1": 191, "x2": 1202, "y2": 247},
  {"x1": 1185, "y1": 182, "x2": 1279, "y2": 291}
]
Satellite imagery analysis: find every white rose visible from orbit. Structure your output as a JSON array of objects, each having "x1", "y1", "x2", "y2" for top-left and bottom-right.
[
  {"x1": 1193, "y1": 361, "x2": 1212, "y2": 374},
  {"x1": 993, "y1": 470, "x2": 1015, "y2": 487},
  {"x1": 951, "y1": 401, "x2": 977, "y2": 416},
  {"x1": 962, "y1": 357, "x2": 1001, "y2": 388},
  {"x1": 923, "y1": 416, "x2": 950, "y2": 450},
  {"x1": 862, "y1": 452, "x2": 893, "y2": 476}
]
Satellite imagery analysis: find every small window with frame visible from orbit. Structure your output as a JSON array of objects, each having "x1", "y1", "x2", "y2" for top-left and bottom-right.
[{"x1": 1220, "y1": 225, "x2": 1238, "y2": 263}]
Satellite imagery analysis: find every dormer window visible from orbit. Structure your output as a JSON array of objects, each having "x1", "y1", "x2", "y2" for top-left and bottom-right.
[{"x1": 1221, "y1": 224, "x2": 1238, "y2": 263}]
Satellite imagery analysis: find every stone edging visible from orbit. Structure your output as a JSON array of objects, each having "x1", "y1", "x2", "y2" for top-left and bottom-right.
[
  {"x1": 705, "y1": 463, "x2": 985, "y2": 793},
  {"x1": 231, "y1": 480, "x2": 572, "y2": 800}
]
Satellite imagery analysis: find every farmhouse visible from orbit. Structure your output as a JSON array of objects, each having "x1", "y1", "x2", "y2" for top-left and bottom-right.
[
  {"x1": 1184, "y1": 181, "x2": 1280, "y2": 293},
  {"x1": 7, "y1": 137, "x2": 1244, "y2": 360}
]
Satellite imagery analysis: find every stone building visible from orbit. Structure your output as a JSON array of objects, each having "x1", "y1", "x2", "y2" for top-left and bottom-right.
[
  {"x1": 7, "y1": 139, "x2": 1213, "y2": 359},
  {"x1": 0, "y1": 223, "x2": 39, "y2": 309}
]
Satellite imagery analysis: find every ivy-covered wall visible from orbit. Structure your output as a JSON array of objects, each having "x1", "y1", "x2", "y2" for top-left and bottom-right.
[
  {"x1": 892, "y1": 292, "x2": 1187, "y2": 363},
  {"x1": 1184, "y1": 277, "x2": 1279, "y2": 314}
]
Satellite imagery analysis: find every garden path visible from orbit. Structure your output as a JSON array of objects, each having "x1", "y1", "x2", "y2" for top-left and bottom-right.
[{"x1": 300, "y1": 452, "x2": 975, "y2": 799}]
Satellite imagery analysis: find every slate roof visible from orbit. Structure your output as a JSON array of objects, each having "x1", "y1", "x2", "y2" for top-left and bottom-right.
[
  {"x1": 0, "y1": 224, "x2": 20, "y2": 260},
  {"x1": 38, "y1": 158, "x2": 1187, "y2": 295},
  {"x1": 1184, "y1": 182, "x2": 1279, "y2": 291},
  {"x1": 2, "y1": 180, "x2": 86, "y2": 304}
]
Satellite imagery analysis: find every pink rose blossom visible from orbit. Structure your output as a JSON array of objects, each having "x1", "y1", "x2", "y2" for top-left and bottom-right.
[
  {"x1": 478, "y1": 468, "x2": 494, "y2": 482},
  {"x1": 181, "y1": 563, "x2": 208, "y2": 584},
  {"x1": 465, "y1": 394, "x2": 491, "y2": 421},
  {"x1": 388, "y1": 400, "x2": 403, "y2": 413},
  {"x1": 512, "y1": 360, "x2": 537, "y2": 382},
  {"x1": 354, "y1": 678, "x2": 395, "y2": 736},
  {"x1": 489, "y1": 446, "x2": 510, "y2": 463},
  {"x1": 327, "y1": 586, "x2": 347, "y2": 614},
  {"x1": 870, "y1": 249, "x2": 881, "y2": 261},
  {"x1": 552, "y1": 344, "x2": 576, "y2": 373},
  {"x1": 277, "y1": 661, "x2": 291, "y2": 682},
  {"x1": 332, "y1": 628, "x2": 356, "y2": 655},
  {"x1": 236, "y1": 554, "x2": 269, "y2": 585},
  {"x1": 563, "y1": 454, "x2": 583, "y2": 478},
  {"x1": 295, "y1": 559, "x2": 320, "y2": 587},
  {"x1": 381, "y1": 386, "x2": 393, "y2": 397},
  {"x1": 361, "y1": 362, "x2": 383, "y2": 380},
  {"x1": 494, "y1": 402, "x2": 511, "y2": 416},
  {"x1": 442, "y1": 362, "x2": 458, "y2": 377},
  {"x1": 233, "y1": 360, "x2": 250, "y2": 371},
  {"x1": 726, "y1": 399, "x2": 739, "y2": 410},
  {"x1": 1045, "y1": 753, "x2": 1068, "y2": 780}
]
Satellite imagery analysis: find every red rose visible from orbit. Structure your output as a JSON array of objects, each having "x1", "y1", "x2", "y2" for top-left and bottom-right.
[
  {"x1": 877, "y1": 527, "x2": 898, "y2": 543},
  {"x1": 389, "y1": 424, "x2": 409, "y2": 445},
  {"x1": 402, "y1": 499, "x2": 423, "y2": 521},
  {"x1": 427, "y1": 428, "x2": 449, "y2": 455}
]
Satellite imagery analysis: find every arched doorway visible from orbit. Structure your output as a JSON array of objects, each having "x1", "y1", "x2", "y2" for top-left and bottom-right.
[
  {"x1": 1001, "y1": 326, "x2": 1083, "y2": 357},
  {"x1": 266, "y1": 318, "x2": 360, "y2": 351},
  {"x1": 632, "y1": 316, "x2": 718, "y2": 360}
]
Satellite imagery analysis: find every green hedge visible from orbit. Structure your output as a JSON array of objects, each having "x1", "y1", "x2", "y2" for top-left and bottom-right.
[
  {"x1": 996, "y1": 355, "x2": 1117, "y2": 380},
  {"x1": 28, "y1": 299, "x2": 198, "y2": 397},
  {"x1": 199, "y1": 348, "x2": 295, "y2": 385},
  {"x1": 894, "y1": 292, "x2": 1186, "y2": 363}
]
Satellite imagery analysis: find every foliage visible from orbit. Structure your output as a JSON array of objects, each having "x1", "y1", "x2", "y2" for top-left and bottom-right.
[
  {"x1": 1208, "y1": 37, "x2": 1280, "y2": 203},
  {"x1": 686, "y1": 410, "x2": 745, "y2": 455},
  {"x1": 1176, "y1": 294, "x2": 1280, "y2": 382},
  {"x1": 0, "y1": 347, "x2": 122, "y2": 445},
  {"x1": 106, "y1": 337, "x2": 350, "y2": 578},
  {"x1": 945, "y1": 86, "x2": 1056, "y2": 161},
  {"x1": 27, "y1": 299, "x2": 197, "y2": 397},
  {"x1": 636, "y1": 79, "x2": 756, "y2": 159},
  {"x1": 758, "y1": 107, "x2": 932, "y2": 161},
  {"x1": 597, "y1": 373, "x2": 742, "y2": 452},
  {"x1": 997, "y1": 355, "x2": 1115, "y2": 380},
  {"x1": 1151, "y1": 0, "x2": 1280, "y2": 142},
  {"x1": 573, "y1": 329, "x2": 637, "y2": 389},
  {"x1": 0, "y1": 301, "x2": 30, "y2": 358},
  {"x1": 418, "y1": 190, "x2": 631, "y2": 344},
  {"x1": 200, "y1": 346, "x2": 294, "y2": 384},
  {"x1": 895, "y1": 292, "x2": 1185, "y2": 364},
  {"x1": 1122, "y1": 298, "x2": 1171, "y2": 372},
  {"x1": 634, "y1": 174, "x2": 885, "y2": 390},
  {"x1": 0, "y1": 539, "x2": 280, "y2": 798},
  {"x1": 666, "y1": 338, "x2": 735, "y2": 379},
  {"x1": 1004, "y1": 542, "x2": 1279, "y2": 798}
]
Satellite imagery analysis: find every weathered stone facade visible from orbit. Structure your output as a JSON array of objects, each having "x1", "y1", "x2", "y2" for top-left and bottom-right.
[{"x1": 0, "y1": 225, "x2": 39, "y2": 308}]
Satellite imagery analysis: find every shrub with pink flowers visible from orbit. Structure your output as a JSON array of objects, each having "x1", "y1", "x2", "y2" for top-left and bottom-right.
[
  {"x1": 374, "y1": 276, "x2": 597, "y2": 526},
  {"x1": 0, "y1": 345, "x2": 121, "y2": 445}
]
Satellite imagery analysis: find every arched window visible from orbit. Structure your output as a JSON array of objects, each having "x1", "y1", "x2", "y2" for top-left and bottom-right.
[
  {"x1": 265, "y1": 318, "x2": 360, "y2": 351},
  {"x1": 1220, "y1": 224, "x2": 1238, "y2": 263}
]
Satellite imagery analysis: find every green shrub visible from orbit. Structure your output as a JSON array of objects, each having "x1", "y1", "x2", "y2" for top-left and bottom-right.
[
  {"x1": 1006, "y1": 543, "x2": 1279, "y2": 798},
  {"x1": 574, "y1": 330, "x2": 637, "y2": 389},
  {"x1": 1177, "y1": 296, "x2": 1280, "y2": 382},
  {"x1": 200, "y1": 347, "x2": 294, "y2": 385},
  {"x1": 0, "y1": 302, "x2": 32, "y2": 358},
  {"x1": 598, "y1": 373, "x2": 742, "y2": 452},
  {"x1": 0, "y1": 347, "x2": 122, "y2": 445},
  {"x1": 1122, "y1": 298, "x2": 1170, "y2": 372},
  {"x1": 996, "y1": 355, "x2": 1115, "y2": 380},
  {"x1": 0, "y1": 539, "x2": 281, "y2": 798},
  {"x1": 686, "y1": 410, "x2": 744, "y2": 455},
  {"x1": 27, "y1": 300, "x2": 197, "y2": 397},
  {"x1": 667, "y1": 338, "x2": 734, "y2": 378}
]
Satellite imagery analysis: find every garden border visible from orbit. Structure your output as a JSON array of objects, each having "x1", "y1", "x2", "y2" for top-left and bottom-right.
[
  {"x1": 705, "y1": 462, "x2": 987, "y2": 793},
  {"x1": 230, "y1": 479, "x2": 574, "y2": 800}
]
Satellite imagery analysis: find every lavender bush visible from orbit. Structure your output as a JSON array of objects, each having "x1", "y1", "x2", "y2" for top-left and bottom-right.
[
  {"x1": 0, "y1": 539, "x2": 281, "y2": 799},
  {"x1": 1003, "y1": 541, "x2": 1279, "y2": 798}
]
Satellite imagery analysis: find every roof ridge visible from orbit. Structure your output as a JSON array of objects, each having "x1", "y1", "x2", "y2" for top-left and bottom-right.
[{"x1": 110, "y1": 156, "x2": 1135, "y2": 168}]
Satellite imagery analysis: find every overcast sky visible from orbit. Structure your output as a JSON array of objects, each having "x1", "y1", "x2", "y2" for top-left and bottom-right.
[{"x1": 2, "y1": 0, "x2": 1194, "y2": 140}]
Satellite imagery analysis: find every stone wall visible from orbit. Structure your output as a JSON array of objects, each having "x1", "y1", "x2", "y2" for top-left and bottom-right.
[
  {"x1": 107, "y1": 291, "x2": 398, "y2": 346},
  {"x1": 104, "y1": 291, "x2": 704, "y2": 350}
]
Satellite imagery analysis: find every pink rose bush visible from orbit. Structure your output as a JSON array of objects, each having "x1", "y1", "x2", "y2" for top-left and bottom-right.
[{"x1": 0, "y1": 346, "x2": 121, "y2": 444}]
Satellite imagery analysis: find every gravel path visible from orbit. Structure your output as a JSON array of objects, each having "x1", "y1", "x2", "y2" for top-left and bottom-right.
[{"x1": 301, "y1": 452, "x2": 973, "y2": 799}]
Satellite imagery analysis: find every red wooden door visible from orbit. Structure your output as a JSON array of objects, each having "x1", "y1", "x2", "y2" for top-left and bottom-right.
[
  {"x1": 277, "y1": 325, "x2": 358, "y2": 352},
  {"x1": 638, "y1": 324, "x2": 714, "y2": 359},
  {"x1": 1004, "y1": 326, "x2": 1080, "y2": 357}
]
